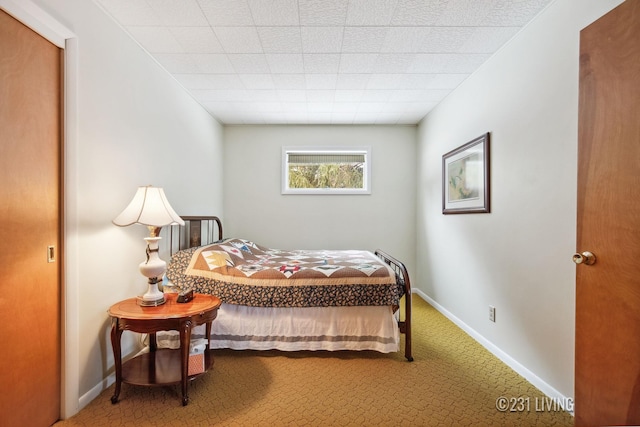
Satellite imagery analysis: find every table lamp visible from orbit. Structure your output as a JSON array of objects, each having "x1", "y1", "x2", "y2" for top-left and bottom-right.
[{"x1": 113, "y1": 185, "x2": 185, "y2": 306}]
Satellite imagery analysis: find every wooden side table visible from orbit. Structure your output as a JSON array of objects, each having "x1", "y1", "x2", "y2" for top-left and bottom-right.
[{"x1": 108, "y1": 293, "x2": 221, "y2": 406}]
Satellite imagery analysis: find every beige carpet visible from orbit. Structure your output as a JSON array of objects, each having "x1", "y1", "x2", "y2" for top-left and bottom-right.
[{"x1": 55, "y1": 296, "x2": 573, "y2": 426}]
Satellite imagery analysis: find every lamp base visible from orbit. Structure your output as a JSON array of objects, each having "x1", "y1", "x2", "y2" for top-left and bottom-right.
[
  {"x1": 138, "y1": 280, "x2": 166, "y2": 306},
  {"x1": 136, "y1": 295, "x2": 166, "y2": 307},
  {"x1": 138, "y1": 236, "x2": 167, "y2": 306}
]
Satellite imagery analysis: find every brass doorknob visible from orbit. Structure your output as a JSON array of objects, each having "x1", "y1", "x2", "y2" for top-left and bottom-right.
[{"x1": 573, "y1": 251, "x2": 596, "y2": 265}]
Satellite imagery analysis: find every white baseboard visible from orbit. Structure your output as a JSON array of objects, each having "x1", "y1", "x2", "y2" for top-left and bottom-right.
[
  {"x1": 412, "y1": 289, "x2": 574, "y2": 416},
  {"x1": 79, "y1": 373, "x2": 115, "y2": 410}
]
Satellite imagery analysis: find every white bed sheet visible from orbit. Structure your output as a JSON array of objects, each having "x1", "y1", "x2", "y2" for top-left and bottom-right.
[{"x1": 156, "y1": 303, "x2": 400, "y2": 354}]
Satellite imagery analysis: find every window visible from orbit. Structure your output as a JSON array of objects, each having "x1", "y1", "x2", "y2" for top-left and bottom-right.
[{"x1": 282, "y1": 146, "x2": 371, "y2": 195}]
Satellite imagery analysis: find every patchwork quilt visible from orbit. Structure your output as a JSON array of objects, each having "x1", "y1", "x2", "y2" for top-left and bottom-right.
[{"x1": 166, "y1": 238, "x2": 403, "y2": 308}]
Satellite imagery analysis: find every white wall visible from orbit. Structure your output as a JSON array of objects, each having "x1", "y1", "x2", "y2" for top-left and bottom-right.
[
  {"x1": 11, "y1": 0, "x2": 626, "y2": 418},
  {"x1": 223, "y1": 125, "x2": 416, "y2": 277},
  {"x1": 17, "y1": 0, "x2": 224, "y2": 417},
  {"x1": 416, "y1": 0, "x2": 623, "y2": 402}
]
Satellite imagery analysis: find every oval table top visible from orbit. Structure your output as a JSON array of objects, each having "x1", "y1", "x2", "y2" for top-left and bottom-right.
[{"x1": 108, "y1": 293, "x2": 221, "y2": 320}]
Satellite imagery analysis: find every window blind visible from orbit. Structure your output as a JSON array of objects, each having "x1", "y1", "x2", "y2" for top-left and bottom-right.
[{"x1": 288, "y1": 153, "x2": 365, "y2": 164}]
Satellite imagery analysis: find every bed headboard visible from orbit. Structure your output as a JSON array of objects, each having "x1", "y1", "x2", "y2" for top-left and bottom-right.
[{"x1": 169, "y1": 216, "x2": 223, "y2": 255}]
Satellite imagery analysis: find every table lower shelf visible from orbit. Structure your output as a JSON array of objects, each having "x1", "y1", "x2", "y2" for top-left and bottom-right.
[{"x1": 122, "y1": 348, "x2": 213, "y2": 386}]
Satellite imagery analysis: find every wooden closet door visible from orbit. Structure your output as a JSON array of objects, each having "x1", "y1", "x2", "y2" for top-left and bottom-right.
[
  {"x1": 575, "y1": 1, "x2": 640, "y2": 425},
  {"x1": 0, "y1": 9, "x2": 62, "y2": 426}
]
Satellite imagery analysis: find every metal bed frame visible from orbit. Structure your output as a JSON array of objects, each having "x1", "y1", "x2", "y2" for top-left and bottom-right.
[{"x1": 170, "y1": 216, "x2": 413, "y2": 361}]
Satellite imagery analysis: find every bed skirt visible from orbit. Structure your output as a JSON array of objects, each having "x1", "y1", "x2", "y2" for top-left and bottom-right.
[{"x1": 156, "y1": 303, "x2": 400, "y2": 353}]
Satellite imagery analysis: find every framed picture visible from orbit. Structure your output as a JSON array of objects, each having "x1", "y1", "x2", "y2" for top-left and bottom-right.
[{"x1": 442, "y1": 133, "x2": 490, "y2": 214}]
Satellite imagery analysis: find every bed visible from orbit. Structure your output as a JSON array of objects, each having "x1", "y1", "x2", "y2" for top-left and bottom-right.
[{"x1": 159, "y1": 216, "x2": 413, "y2": 361}]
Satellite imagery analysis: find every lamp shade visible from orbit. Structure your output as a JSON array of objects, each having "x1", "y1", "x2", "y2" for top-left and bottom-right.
[{"x1": 113, "y1": 186, "x2": 185, "y2": 227}]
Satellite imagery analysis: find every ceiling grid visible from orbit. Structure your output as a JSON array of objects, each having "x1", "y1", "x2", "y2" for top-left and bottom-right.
[{"x1": 95, "y1": 0, "x2": 553, "y2": 125}]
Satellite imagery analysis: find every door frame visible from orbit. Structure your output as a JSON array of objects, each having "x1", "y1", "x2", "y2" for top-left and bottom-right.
[{"x1": 0, "y1": 0, "x2": 80, "y2": 419}]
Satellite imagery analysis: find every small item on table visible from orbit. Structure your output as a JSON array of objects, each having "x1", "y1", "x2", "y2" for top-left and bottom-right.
[{"x1": 177, "y1": 288, "x2": 194, "y2": 303}]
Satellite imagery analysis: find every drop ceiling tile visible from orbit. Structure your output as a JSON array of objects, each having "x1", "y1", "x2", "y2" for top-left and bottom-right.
[
  {"x1": 389, "y1": 89, "x2": 448, "y2": 103},
  {"x1": 353, "y1": 112, "x2": 381, "y2": 123},
  {"x1": 382, "y1": 27, "x2": 474, "y2": 53},
  {"x1": 345, "y1": 0, "x2": 399, "y2": 25},
  {"x1": 210, "y1": 74, "x2": 247, "y2": 89},
  {"x1": 170, "y1": 27, "x2": 224, "y2": 53},
  {"x1": 309, "y1": 112, "x2": 333, "y2": 122},
  {"x1": 341, "y1": 27, "x2": 388, "y2": 53},
  {"x1": 261, "y1": 111, "x2": 290, "y2": 123},
  {"x1": 257, "y1": 27, "x2": 302, "y2": 53},
  {"x1": 146, "y1": 0, "x2": 208, "y2": 26},
  {"x1": 402, "y1": 101, "x2": 434, "y2": 113},
  {"x1": 285, "y1": 111, "x2": 311, "y2": 123},
  {"x1": 307, "y1": 102, "x2": 333, "y2": 113},
  {"x1": 394, "y1": 73, "x2": 465, "y2": 90},
  {"x1": 422, "y1": 89, "x2": 451, "y2": 102},
  {"x1": 378, "y1": 103, "x2": 405, "y2": 114},
  {"x1": 331, "y1": 112, "x2": 355, "y2": 124},
  {"x1": 277, "y1": 90, "x2": 307, "y2": 102},
  {"x1": 214, "y1": 27, "x2": 263, "y2": 53},
  {"x1": 335, "y1": 74, "x2": 370, "y2": 90},
  {"x1": 96, "y1": 0, "x2": 163, "y2": 26},
  {"x1": 376, "y1": 115, "x2": 403, "y2": 125},
  {"x1": 332, "y1": 103, "x2": 360, "y2": 114},
  {"x1": 396, "y1": 112, "x2": 427, "y2": 124},
  {"x1": 380, "y1": 27, "x2": 423, "y2": 53},
  {"x1": 239, "y1": 74, "x2": 276, "y2": 89},
  {"x1": 248, "y1": 0, "x2": 300, "y2": 25},
  {"x1": 373, "y1": 54, "x2": 415, "y2": 73},
  {"x1": 125, "y1": 26, "x2": 183, "y2": 53},
  {"x1": 390, "y1": 0, "x2": 449, "y2": 25},
  {"x1": 334, "y1": 90, "x2": 363, "y2": 102},
  {"x1": 228, "y1": 54, "x2": 271, "y2": 73},
  {"x1": 299, "y1": 0, "x2": 349, "y2": 25},
  {"x1": 409, "y1": 53, "x2": 490, "y2": 73},
  {"x1": 198, "y1": 0, "x2": 254, "y2": 25},
  {"x1": 272, "y1": 74, "x2": 307, "y2": 89},
  {"x1": 457, "y1": 27, "x2": 521, "y2": 53},
  {"x1": 483, "y1": 0, "x2": 553, "y2": 26},
  {"x1": 306, "y1": 90, "x2": 335, "y2": 103},
  {"x1": 191, "y1": 54, "x2": 236, "y2": 73},
  {"x1": 338, "y1": 54, "x2": 379, "y2": 73},
  {"x1": 244, "y1": 89, "x2": 278, "y2": 102},
  {"x1": 393, "y1": 74, "x2": 436, "y2": 89},
  {"x1": 366, "y1": 74, "x2": 399, "y2": 89},
  {"x1": 303, "y1": 54, "x2": 341, "y2": 73},
  {"x1": 360, "y1": 89, "x2": 392, "y2": 102},
  {"x1": 435, "y1": 0, "x2": 499, "y2": 26},
  {"x1": 95, "y1": 0, "x2": 553, "y2": 125},
  {"x1": 265, "y1": 54, "x2": 304, "y2": 73},
  {"x1": 357, "y1": 102, "x2": 387, "y2": 113},
  {"x1": 305, "y1": 74, "x2": 337, "y2": 90},
  {"x1": 246, "y1": 101, "x2": 283, "y2": 112},
  {"x1": 301, "y1": 27, "x2": 344, "y2": 53}
]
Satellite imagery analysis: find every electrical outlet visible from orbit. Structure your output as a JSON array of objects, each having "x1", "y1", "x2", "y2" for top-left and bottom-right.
[{"x1": 489, "y1": 306, "x2": 496, "y2": 322}]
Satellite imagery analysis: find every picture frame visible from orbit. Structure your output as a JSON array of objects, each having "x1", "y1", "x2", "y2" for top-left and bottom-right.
[{"x1": 442, "y1": 133, "x2": 490, "y2": 214}]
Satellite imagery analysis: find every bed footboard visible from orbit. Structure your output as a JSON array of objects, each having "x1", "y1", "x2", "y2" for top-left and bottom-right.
[{"x1": 375, "y1": 250, "x2": 413, "y2": 362}]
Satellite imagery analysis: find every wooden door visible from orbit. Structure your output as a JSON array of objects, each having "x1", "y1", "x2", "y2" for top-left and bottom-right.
[
  {"x1": 0, "y1": 9, "x2": 62, "y2": 426},
  {"x1": 575, "y1": 1, "x2": 640, "y2": 425}
]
